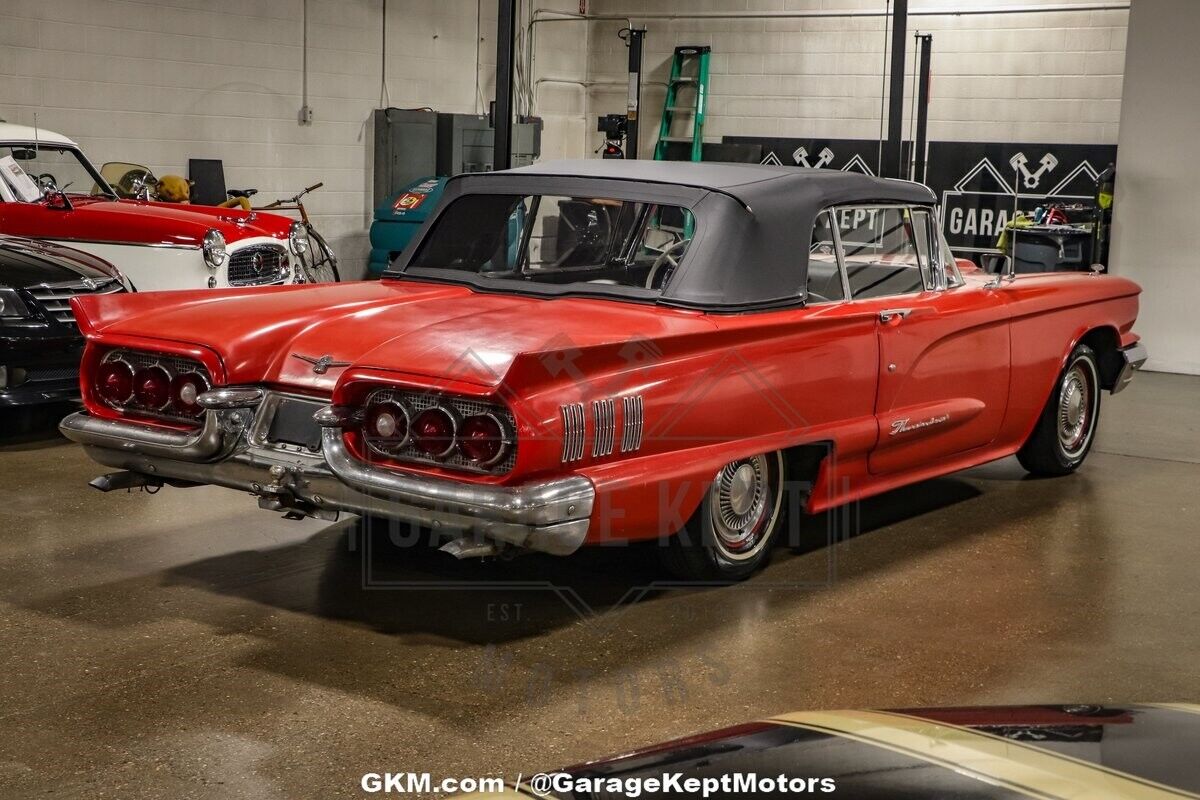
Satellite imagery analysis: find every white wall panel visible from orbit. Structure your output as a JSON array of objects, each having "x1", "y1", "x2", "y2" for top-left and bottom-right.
[
  {"x1": 582, "y1": 0, "x2": 1128, "y2": 157},
  {"x1": 1110, "y1": 0, "x2": 1199, "y2": 374},
  {"x1": 0, "y1": 0, "x2": 588, "y2": 279}
]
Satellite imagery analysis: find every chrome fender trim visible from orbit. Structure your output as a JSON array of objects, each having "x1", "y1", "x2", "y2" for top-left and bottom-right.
[
  {"x1": 1112, "y1": 341, "x2": 1148, "y2": 394},
  {"x1": 321, "y1": 427, "x2": 595, "y2": 529},
  {"x1": 59, "y1": 410, "x2": 227, "y2": 461}
]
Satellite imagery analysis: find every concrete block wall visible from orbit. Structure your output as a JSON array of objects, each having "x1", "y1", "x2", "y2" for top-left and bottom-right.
[
  {"x1": 0, "y1": 0, "x2": 587, "y2": 278},
  {"x1": 582, "y1": 0, "x2": 1129, "y2": 158}
]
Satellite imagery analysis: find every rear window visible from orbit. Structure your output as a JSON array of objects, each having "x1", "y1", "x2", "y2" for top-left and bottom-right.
[{"x1": 407, "y1": 194, "x2": 695, "y2": 293}]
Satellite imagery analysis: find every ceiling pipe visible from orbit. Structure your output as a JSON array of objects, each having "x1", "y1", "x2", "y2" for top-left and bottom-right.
[{"x1": 532, "y1": 3, "x2": 1128, "y2": 23}]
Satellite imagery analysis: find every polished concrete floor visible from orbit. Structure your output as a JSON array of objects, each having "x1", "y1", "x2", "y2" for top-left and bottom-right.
[{"x1": 1, "y1": 372, "x2": 1198, "y2": 798}]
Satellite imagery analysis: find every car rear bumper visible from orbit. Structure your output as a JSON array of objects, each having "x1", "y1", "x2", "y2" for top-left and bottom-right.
[
  {"x1": 59, "y1": 406, "x2": 594, "y2": 556},
  {"x1": 1112, "y1": 341, "x2": 1148, "y2": 394}
]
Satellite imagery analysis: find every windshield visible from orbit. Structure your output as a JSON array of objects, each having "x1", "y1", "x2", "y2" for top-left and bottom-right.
[
  {"x1": 404, "y1": 193, "x2": 696, "y2": 294},
  {"x1": 0, "y1": 144, "x2": 114, "y2": 200}
]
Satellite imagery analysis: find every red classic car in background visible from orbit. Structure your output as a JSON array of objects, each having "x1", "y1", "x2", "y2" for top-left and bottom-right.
[
  {"x1": 59, "y1": 161, "x2": 1146, "y2": 580},
  {"x1": 0, "y1": 123, "x2": 310, "y2": 292}
]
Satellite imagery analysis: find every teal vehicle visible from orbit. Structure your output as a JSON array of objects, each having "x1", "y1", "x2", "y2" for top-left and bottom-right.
[
  {"x1": 368, "y1": 174, "x2": 526, "y2": 277},
  {"x1": 368, "y1": 176, "x2": 447, "y2": 277}
]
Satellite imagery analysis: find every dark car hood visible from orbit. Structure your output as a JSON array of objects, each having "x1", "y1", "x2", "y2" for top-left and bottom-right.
[
  {"x1": 540, "y1": 705, "x2": 1200, "y2": 800},
  {"x1": 0, "y1": 235, "x2": 122, "y2": 288}
]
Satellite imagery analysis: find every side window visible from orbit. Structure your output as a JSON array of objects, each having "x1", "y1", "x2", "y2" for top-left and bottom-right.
[
  {"x1": 836, "y1": 206, "x2": 931, "y2": 299},
  {"x1": 807, "y1": 210, "x2": 845, "y2": 303}
]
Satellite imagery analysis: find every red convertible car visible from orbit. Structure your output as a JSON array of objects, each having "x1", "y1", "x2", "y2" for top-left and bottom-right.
[
  {"x1": 59, "y1": 161, "x2": 1146, "y2": 580},
  {"x1": 0, "y1": 124, "x2": 307, "y2": 291}
]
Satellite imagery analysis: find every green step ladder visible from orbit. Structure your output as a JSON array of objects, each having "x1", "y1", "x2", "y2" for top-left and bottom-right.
[{"x1": 654, "y1": 45, "x2": 711, "y2": 162}]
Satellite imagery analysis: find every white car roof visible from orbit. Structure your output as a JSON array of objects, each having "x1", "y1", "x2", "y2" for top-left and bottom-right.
[{"x1": 0, "y1": 122, "x2": 78, "y2": 147}]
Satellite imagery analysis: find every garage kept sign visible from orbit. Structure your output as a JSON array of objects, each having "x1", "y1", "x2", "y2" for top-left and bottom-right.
[
  {"x1": 928, "y1": 140, "x2": 1117, "y2": 253},
  {"x1": 722, "y1": 136, "x2": 1116, "y2": 254}
]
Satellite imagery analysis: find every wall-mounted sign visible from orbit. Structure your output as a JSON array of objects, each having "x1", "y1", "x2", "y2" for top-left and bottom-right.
[
  {"x1": 926, "y1": 141, "x2": 1116, "y2": 252},
  {"x1": 722, "y1": 136, "x2": 1117, "y2": 254},
  {"x1": 724, "y1": 136, "x2": 906, "y2": 176}
]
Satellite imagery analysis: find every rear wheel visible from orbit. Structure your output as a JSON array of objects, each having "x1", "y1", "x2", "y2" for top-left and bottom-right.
[
  {"x1": 1017, "y1": 343, "x2": 1101, "y2": 476},
  {"x1": 659, "y1": 451, "x2": 788, "y2": 581}
]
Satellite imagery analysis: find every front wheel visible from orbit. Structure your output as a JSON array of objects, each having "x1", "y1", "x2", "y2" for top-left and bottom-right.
[
  {"x1": 299, "y1": 228, "x2": 340, "y2": 283},
  {"x1": 658, "y1": 451, "x2": 789, "y2": 581},
  {"x1": 1017, "y1": 343, "x2": 1102, "y2": 476}
]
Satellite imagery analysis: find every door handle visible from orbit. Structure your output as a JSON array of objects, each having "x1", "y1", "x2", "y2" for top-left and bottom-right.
[{"x1": 879, "y1": 308, "x2": 913, "y2": 323}]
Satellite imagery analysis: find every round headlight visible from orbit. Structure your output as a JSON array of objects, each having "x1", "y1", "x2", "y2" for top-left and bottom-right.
[
  {"x1": 288, "y1": 221, "x2": 310, "y2": 255},
  {"x1": 202, "y1": 229, "x2": 227, "y2": 269}
]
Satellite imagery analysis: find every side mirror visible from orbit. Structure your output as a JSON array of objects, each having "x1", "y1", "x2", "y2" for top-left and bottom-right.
[{"x1": 980, "y1": 252, "x2": 1013, "y2": 278}]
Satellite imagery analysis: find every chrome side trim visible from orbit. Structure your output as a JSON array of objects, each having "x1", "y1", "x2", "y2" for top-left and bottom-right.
[
  {"x1": 621, "y1": 395, "x2": 644, "y2": 453},
  {"x1": 561, "y1": 402, "x2": 586, "y2": 462},
  {"x1": 59, "y1": 410, "x2": 227, "y2": 461},
  {"x1": 592, "y1": 398, "x2": 615, "y2": 457},
  {"x1": 47, "y1": 236, "x2": 201, "y2": 250}
]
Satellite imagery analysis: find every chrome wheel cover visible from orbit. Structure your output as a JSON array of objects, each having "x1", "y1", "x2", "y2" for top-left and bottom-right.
[
  {"x1": 708, "y1": 453, "x2": 784, "y2": 562},
  {"x1": 1058, "y1": 357, "x2": 1098, "y2": 459}
]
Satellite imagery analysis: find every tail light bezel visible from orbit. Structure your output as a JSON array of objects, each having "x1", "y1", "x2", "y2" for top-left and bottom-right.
[
  {"x1": 363, "y1": 399, "x2": 412, "y2": 457},
  {"x1": 410, "y1": 405, "x2": 460, "y2": 459},
  {"x1": 357, "y1": 385, "x2": 518, "y2": 475},
  {"x1": 457, "y1": 411, "x2": 514, "y2": 467},
  {"x1": 93, "y1": 348, "x2": 215, "y2": 425},
  {"x1": 169, "y1": 371, "x2": 211, "y2": 418},
  {"x1": 96, "y1": 358, "x2": 135, "y2": 407},
  {"x1": 132, "y1": 365, "x2": 172, "y2": 410}
]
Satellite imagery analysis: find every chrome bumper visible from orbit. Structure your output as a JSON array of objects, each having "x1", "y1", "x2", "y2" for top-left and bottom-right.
[
  {"x1": 59, "y1": 408, "x2": 594, "y2": 556},
  {"x1": 1113, "y1": 342, "x2": 1148, "y2": 394}
]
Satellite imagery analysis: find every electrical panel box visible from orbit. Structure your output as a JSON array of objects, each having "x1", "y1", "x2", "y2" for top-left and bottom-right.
[
  {"x1": 373, "y1": 109, "x2": 542, "y2": 206},
  {"x1": 372, "y1": 108, "x2": 438, "y2": 208},
  {"x1": 436, "y1": 113, "x2": 542, "y2": 175},
  {"x1": 436, "y1": 114, "x2": 494, "y2": 175}
]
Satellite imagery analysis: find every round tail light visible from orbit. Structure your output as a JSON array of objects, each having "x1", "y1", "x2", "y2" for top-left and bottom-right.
[
  {"x1": 411, "y1": 407, "x2": 457, "y2": 458},
  {"x1": 458, "y1": 414, "x2": 509, "y2": 466},
  {"x1": 132, "y1": 366, "x2": 171, "y2": 410},
  {"x1": 169, "y1": 372, "x2": 209, "y2": 417},
  {"x1": 96, "y1": 360, "x2": 133, "y2": 406},
  {"x1": 365, "y1": 401, "x2": 410, "y2": 453}
]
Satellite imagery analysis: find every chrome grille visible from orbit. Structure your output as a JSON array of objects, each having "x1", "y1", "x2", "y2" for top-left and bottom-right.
[
  {"x1": 26, "y1": 279, "x2": 123, "y2": 326},
  {"x1": 227, "y1": 244, "x2": 289, "y2": 286},
  {"x1": 364, "y1": 387, "x2": 518, "y2": 474},
  {"x1": 561, "y1": 403, "x2": 586, "y2": 462},
  {"x1": 621, "y1": 395, "x2": 644, "y2": 453},
  {"x1": 592, "y1": 398, "x2": 615, "y2": 458}
]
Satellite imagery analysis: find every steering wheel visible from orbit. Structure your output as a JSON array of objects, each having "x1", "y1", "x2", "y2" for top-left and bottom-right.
[
  {"x1": 644, "y1": 238, "x2": 690, "y2": 290},
  {"x1": 116, "y1": 168, "x2": 155, "y2": 199},
  {"x1": 34, "y1": 173, "x2": 58, "y2": 192}
]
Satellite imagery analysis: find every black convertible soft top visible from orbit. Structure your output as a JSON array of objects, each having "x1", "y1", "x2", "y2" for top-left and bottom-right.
[
  {"x1": 505, "y1": 159, "x2": 935, "y2": 211},
  {"x1": 399, "y1": 160, "x2": 938, "y2": 311}
]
